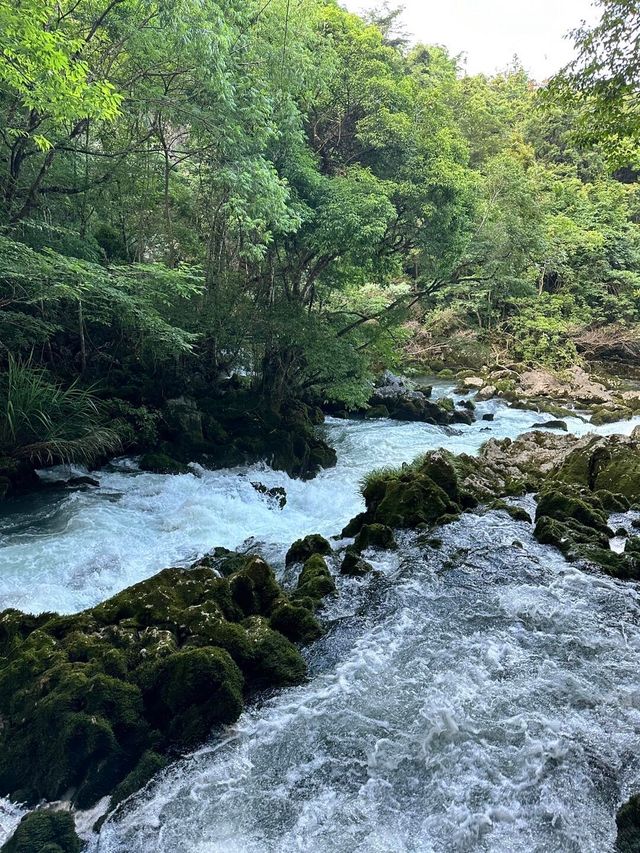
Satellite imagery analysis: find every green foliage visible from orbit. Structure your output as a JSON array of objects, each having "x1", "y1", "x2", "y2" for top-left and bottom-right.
[{"x1": 0, "y1": 358, "x2": 120, "y2": 464}]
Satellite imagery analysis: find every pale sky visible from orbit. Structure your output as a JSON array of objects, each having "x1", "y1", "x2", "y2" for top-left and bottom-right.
[{"x1": 342, "y1": 0, "x2": 602, "y2": 80}]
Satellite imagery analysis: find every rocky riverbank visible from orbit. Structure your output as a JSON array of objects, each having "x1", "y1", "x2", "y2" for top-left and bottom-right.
[{"x1": 451, "y1": 364, "x2": 640, "y2": 425}]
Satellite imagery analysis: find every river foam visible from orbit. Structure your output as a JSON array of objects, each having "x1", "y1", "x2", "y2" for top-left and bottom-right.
[{"x1": 2, "y1": 384, "x2": 640, "y2": 851}]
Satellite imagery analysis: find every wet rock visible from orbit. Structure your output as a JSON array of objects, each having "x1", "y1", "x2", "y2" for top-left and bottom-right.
[
  {"x1": 0, "y1": 554, "x2": 311, "y2": 813},
  {"x1": 461, "y1": 376, "x2": 483, "y2": 389},
  {"x1": 340, "y1": 549, "x2": 374, "y2": 576},
  {"x1": 353, "y1": 523, "x2": 397, "y2": 552},
  {"x1": 366, "y1": 372, "x2": 463, "y2": 426},
  {"x1": 530, "y1": 420, "x2": 568, "y2": 432},
  {"x1": 251, "y1": 482, "x2": 287, "y2": 510},
  {"x1": 476, "y1": 385, "x2": 497, "y2": 401},
  {"x1": 292, "y1": 555, "x2": 336, "y2": 604},
  {"x1": 66, "y1": 475, "x2": 100, "y2": 488},
  {"x1": 285, "y1": 534, "x2": 332, "y2": 566},
  {"x1": 1, "y1": 809, "x2": 81, "y2": 853},
  {"x1": 269, "y1": 603, "x2": 322, "y2": 644},
  {"x1": 590, "y1": 405, "x2": 633, "y2": 425},
  {"x1": 364, "y1": 404, "x2": 390, "y2": 419},
  {"x1": 481, "y1": 413, "x2": 495, "y2": 422},
  {"x1": 139, "y1": 452, "x2": 190, "y2": 475},
  {"x1": 616, "y1": 793, "x2": 640, "y2": 853}
]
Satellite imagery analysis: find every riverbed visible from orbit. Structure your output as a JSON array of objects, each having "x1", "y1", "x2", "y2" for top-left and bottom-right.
[{"x1": 1, "y1": 385, "x2": 640, "y2": 851}]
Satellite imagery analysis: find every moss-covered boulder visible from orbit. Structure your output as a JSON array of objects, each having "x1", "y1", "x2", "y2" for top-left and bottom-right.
[
  {"x1": 269, "y1": 602, "x2": 323, "y2": 644},
  {"x1": 340, "y1": 549, "x2": 374, "y2": 577},
  {"x1": 1, "y1": 810, "x2": 81, "y2": 853},
  {"x1": 285, "y1": 534, "x2": 332, "y2": 566},
  {"x1": 353, "y1": 523, "x2": 396, "y2": 552},
  {"x1": 0, "y1": 554, "x2": 312, "y2": 813},
  {"x1": 533, "y1": 485, "x2": 640, "y2": 579},
  {"x1": 292, "y1": 554, "x2": 336, "y2": 605}
]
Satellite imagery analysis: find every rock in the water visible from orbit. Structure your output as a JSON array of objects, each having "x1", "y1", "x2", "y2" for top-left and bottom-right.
[
  {"x1": 353, "y1": 523, "x2": 397, "y2": 552},
  {"x1": 531, "y1": 420, "x2": 568, "y2": 432},
  {"x1": 292, "y1": 555, "x2": 336, "y2": 604},
  {"x1": 139, "y1": 452, "x2": 190, "y2": 474},
  {"x1": 0, "y1": 554, "x2": 314, "y2": 812},
  {"x1": 251, "y1": 482, "x2": 287, "y2": 509},
  {"x1": 617, "y1": 793, "x2": 640, "y2": 853},
  {"x1": 340, "y1": 549, "x2": 374, "y2": 576},
  {"x1": 285, "y1": 534, "x2": 332, "y2": 566},
  {"x1": 1, "y1": 809, "x2": 81, "y2": 853}
]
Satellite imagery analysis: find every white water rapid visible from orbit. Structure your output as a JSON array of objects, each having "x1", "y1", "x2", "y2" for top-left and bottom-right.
[{"x1": 1, "y1": 382, "x2": 640, "y2": 852}]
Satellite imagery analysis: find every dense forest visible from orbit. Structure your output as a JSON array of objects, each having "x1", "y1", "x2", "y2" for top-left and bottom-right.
[{"x1": 0, "y1": 0, "x2": 639, "y2": 484}]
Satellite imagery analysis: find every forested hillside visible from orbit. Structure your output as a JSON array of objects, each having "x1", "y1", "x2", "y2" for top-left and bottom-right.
[{"x1": 1, "y1": 0, "x2": 639, "y2": 485}]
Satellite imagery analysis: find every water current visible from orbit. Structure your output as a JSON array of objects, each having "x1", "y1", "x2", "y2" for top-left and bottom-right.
[{"x1": 1, "y1": 382, "x2": 640, "y2": 851}]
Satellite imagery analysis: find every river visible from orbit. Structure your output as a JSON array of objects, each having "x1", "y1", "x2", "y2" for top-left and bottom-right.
[{"x1": 1, "y1": 383, "x2": 640, "y2": 851}]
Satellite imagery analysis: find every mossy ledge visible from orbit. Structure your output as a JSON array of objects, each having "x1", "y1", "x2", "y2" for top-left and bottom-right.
[{"x1": 0, "y1": 547, "x2": 333, "y2": 840}]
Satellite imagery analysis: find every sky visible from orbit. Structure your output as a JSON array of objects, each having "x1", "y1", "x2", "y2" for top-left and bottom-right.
[{"x1": 342, "y1": 0, "x2": 602, "y2": 81}]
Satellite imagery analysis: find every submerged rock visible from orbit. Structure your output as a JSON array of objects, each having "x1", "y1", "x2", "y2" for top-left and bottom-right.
[{"x1": 0, "y1": 553, "x2": 319, "y2": 816}]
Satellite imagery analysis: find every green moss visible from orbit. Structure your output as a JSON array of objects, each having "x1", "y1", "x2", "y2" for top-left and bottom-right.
[
  {"x1": 228, "y1": 556, "x2": 281, "y2": 616},
  {"x1": 593, "y1": 448, "x2": 640, "y2": 502},
  {"x1": 594, "y1": 489, "x2": 631, "y2": 512},
  {"x1": 293, "y1": 554, "x2": 336, "y2": 603},
  {"x1": 353, "y1": 523, "x2": 396, "y2": 553},
  {"x1": 139, "y1": 647, "x2": 244, "y2": 748},
  {"x1": 269, "y1": 603, "x2": 322, "y2": 644},
  {"x1": 489, "y1": 500, "x2": 531, "y2": 523},
  {"x1": 590, "y1": 405, "x2": 633, "y2": 425},
  {"x1": 340, "y1": 549, "x2": 374, "y2": 576},
  {"x1": 285, "y1": 534, "x2": 332, "y2": 566},
  {"x1": 1, "y1": 811, "x2": 81, "y2": 853},
  {"x1": 535, "y1": 488, "x2": 610, "y2": 533},
  {"x1": 109, "y1": 750, "x2": 168, "y2": 811},
  {"x1": 242, "y1": 617, "x2": 307, "y2": 686},
  {"x1": 0, "y1": 551, "x2": 316, "y2": 812},
  {"x1": 139, "y1": 453, "x2": 190, "y2": 475}
]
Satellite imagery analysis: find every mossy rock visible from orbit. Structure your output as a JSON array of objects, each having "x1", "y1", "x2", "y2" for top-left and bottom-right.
[
  {"x1": 139, "y1": 647, "x2": 243, "y2": 747},
  {"x1": 366, "y1": 474, "x2": 456, "y2": 529},
  {"x1": 241, "y1": 617, "x2": 307, "y2": 686},
  {"x1": 593, "y1": 447, "x2": 640, "y2": 502},
  {"x1": 285, "y1": 534, "x2": 332, "y2": 566},
  {"x1": 535, "y1": 488, "x2": 610, "y2": 533},
  {"x1": 489, "y1": 500, "x2": 531, "y2": 523},
  {"x1": 353, "y1": 523, "x2": 396, "y2": 553},
  {"x1": 293, "y1": 554, "x2": 336, "y2": 604},
  {"x1": 340, "y1": 549, "x2": 374, "y2": 577},
  {"x1": 109, "y1": 750, "x2": 168, "y2": 812},
  {"x1": 269, "y1": 603, "x2": 322, "y2": 644},
  {"x1": 139, "y1": 453, "x2": 190, "y2": 475},
  {"x1": 590, "y1": 405, "x2": 633, "y2": 426},
  {"x1": 1, "y1": 810, "x2": 81, "y2": 853},
  {"x1": 364, "y1": 404, "x2": 390, "y2": 419},
  {"x1": 594, "y1": 489, "x2": 631, "y2": 512},
  {"x1": 0, "y1": 552, "x2": 314, "y2": 812}
]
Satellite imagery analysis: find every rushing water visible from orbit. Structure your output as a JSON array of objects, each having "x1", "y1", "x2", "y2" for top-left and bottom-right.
[{"x1": 2, "y1": 384, "x2": 640, "y2": 852}]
